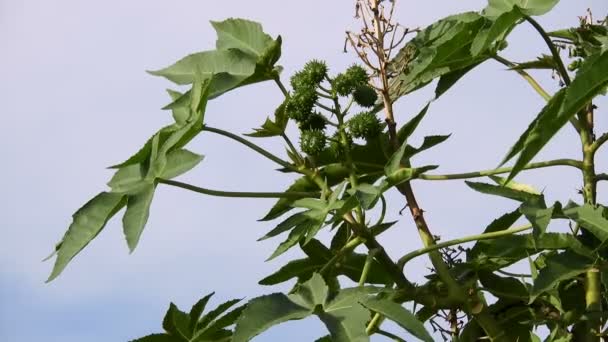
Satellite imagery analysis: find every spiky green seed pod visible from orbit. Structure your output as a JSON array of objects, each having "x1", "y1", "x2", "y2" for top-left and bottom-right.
[
  {"x1": 299, "y1": 112, "x2": 327, "y2": 130},
  {"x1": 345, "y1": 65, "x2": 369, "y2": 86},
  {"x1": 347, "y1": 112, "x2": 382, "y2": 140},
  {"x1": 285, "y1": 88, "x2": 318, "y2": 122},
  {"x1": 328, "y1": 131, "x2": 352, "y2": 159},
  {"x1": 300, "y1": 129, "x2": 327, "y2": 156},
  {"x1": 290, "y1": 71, "x2": 314, "y2": 91},
  {"x1": 303, "y1": 60, "x2": 328, "y2": 84},
  {"x1": 352, "y1": 85, "x2": 378, "y2": 108},
  {"x1": 332, "y1": 73, "x2": 353, "y2": 96}
]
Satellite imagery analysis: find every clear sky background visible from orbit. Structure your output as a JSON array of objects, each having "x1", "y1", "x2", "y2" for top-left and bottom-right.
[{"x1": 1, "y1": 0, "x2": 607, "y2": 341}]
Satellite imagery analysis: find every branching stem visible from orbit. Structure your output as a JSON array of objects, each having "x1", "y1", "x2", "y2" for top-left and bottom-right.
[
  {"x1": 397, "y1": 224, "x2": 533, "y2": 269},
  {"x1": 158, "y1": 179, "x2": 318, "y2": 199}
]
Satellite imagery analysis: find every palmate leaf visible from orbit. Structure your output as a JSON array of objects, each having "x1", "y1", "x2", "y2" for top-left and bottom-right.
[
  {"x1": 149, "y1": 18, "x2": 281, "y2": 99},
  {"x1": 503, "y1": 49, "x2": 608, "y2": 182},
  {"x1": 234, "y1": 274, "x2": 380, "y2": 342},
  {"x1": 131, "y1": 294, "x2": 242, "y2": 342},
  {"x1": 47, "y1": 79, "x2": 211, "y2": 281},
  {"x1": 260, "y1": 239, "x2": 392, "y2": 286},
  {"x1": 389, "y1": 13, "x2": 500, "y2": 100},
  {"x1": 245, "y1": 102, "x2": 288, "y2": 138}
]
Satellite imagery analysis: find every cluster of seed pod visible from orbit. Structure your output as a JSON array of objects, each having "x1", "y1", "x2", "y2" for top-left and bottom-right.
[{"x1": 284, "y1": 61, "x2": 383, "y2": 158}]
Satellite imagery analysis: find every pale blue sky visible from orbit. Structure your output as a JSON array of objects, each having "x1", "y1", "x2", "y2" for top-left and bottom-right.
[{"x1": 1, "y1": 0, "x2": 607, "y2": 341}]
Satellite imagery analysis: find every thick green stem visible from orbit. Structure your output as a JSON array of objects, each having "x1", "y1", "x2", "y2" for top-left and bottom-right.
[
  {"x1": 580, "y1": 100, "x2": 601, "y2": 341},
  {"x1": 202, "y1": 126, "x2": 295, "y2": 170},
  {"x1": 397, "y1": 224, "x2": 532, "y2": 268},
  {"x1": 524, "y1": 15, "x2": 571, "y2": 86},
  {"x1": 591, "y1": 132, "x2": 608, "y2": 153},
  {"x1": 420, "y1": 159, "x2": 582, "y2": 181},
  {"x1": 359, "y1": 249, "x2": 378, "y2": 286},
  {"x1": 158, "y1": 179, "x2": 318, "y2": 199}
]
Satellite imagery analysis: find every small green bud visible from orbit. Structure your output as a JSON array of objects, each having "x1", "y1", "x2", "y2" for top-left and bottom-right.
[
  {"x1": 347, "y1": 112, "x2": 382, "y2": 140},
  {"x1": 286, "y1": 88, "x2": 318, "y2": 122},
  {"x1": 568, "y1": 59, "x2": 582, "y2": 71},
  {"x1": 352, "y1": 85, "x2": 378, "y2": 108},
  {"x1": 303, "y1": 60, "x2": 328, "y2": 84},
  {"x1": 300, "y1": 129, "x2": 327, "y2": 156},
  {"x1": 299, "y1": 112, "x2": 327, "y2": 130}
]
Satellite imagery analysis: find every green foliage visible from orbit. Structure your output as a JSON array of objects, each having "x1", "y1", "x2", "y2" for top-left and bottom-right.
[
  {"x1": 132, "y1": 293, "x2": 244, "y2": 342},
  {"x1": 48, "y1": 2, "x2": 608, "y2": 341}
]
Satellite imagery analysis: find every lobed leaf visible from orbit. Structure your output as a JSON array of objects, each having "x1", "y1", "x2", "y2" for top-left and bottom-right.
[{"x1": 47, "y1": 192, "x2": 126, "y2": 282}]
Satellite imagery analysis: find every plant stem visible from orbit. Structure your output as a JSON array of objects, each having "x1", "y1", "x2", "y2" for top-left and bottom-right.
[
  {"x1": 597, "y1": 173, "x2": 608, "y2": 182},
  {"x1": 492, "y1": 54, "x2": 581, "y2": 132},
  {"x1": 492, "y1": 55, "x2": 551, "y2": 101},
  {"x1": 359, "y1": 249, "x2": 378, "y2": 286},
  {"x1": 524, "y1": 15, "x2": 571, "y2": 85},
  {"x1": 274, "y1": 77, "x2": 289, "y2": 97},
  {"x1": 158, "y1": 179, "x2": 318, "y2": 199},
  {"x1": 202, "y1": 126, "x2": 295, "y2": 170},
  {"x1": 591, "y1": 132, "x2": 608, "y2": 153},
  {"x1": 318, "y1": 237, "x2": 364, "y2": 276},
  {"x1": 397, "y1": 224, "x2": 532, "y2": 268},
  {"x1": 365, "y1": 312, "x2": 385, "y2": 335},
  {"x1": 281, "y1": 132, "x2": 303, "y2": 165},
  {"x1": 496, "y1": 269, "x2": 532, "y2": 278},
  {"x1": 419, "y1": 159, "x2": 582, "y2": 180}
]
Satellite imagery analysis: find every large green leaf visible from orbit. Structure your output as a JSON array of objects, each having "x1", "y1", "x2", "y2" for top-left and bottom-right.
[
  {"x1": 471, "y1": 9, "x2": 521, "y2": 56},
  {"x1": 388, "y1": 13, "x2": 492, "y2": 99},
  {"x1": 478, "y1": 270, "x2": 529, "y2": 300},
  {"x1": 360, "y1": 297, "x2": 433, "y2": 342},
  {"x1": 465, "y1": 180, "x2": 541, "y2": 203},
  {"x1": 561, "y1": 202, "x2": 608, "y2": 243},
  {"x1": 483, "y1": 0, "x2": 559, "y2": 18},
  {"x1": 520, "y1": 198, "x2": 561, "y2": 240},
  {"x1": 122, "y1": 184, "x2": 156, "y2": 252},
  {"x1": 504, "y1": 49, "x2": 608, "y2": 181},
  {"x1": 260, "y1": 176, "x2": 317, "y2": 221},
  {"x1": 468, "y1": 233, "x2": 592, "y2": 270},
  {"x1": 211, "y1": 19, "x2": 274, "y2": 59},
  {"x1": 47, "y1": 192, "x2": 126, "y2": 282},
  {"x1": 529, "y1": 251, "x2": 592, "y2": 302},
  {"x1": 233, "y1": 286, "x2": 316, "y2": 341},
  {"x1": 234, "y1": 275, "x2": 378, "y2": 342},
  {"x1": 149, "y1": 18, "x2": 281, "y2": 99}
]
